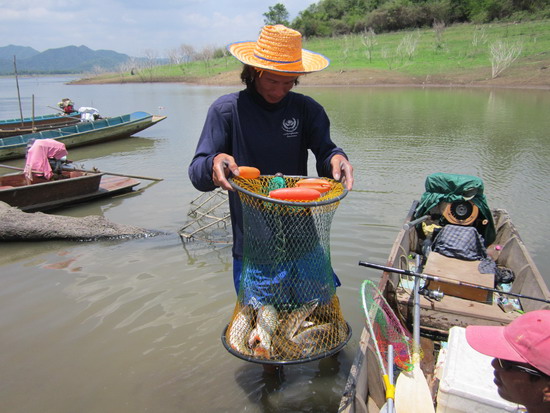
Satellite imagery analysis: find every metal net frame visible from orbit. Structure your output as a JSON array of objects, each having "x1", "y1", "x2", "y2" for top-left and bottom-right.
[{"x1": 222, "y1": 175, "x2": 351, "y2": 364}]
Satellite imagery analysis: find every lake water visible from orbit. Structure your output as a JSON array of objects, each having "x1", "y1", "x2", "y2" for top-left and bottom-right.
[{"x1": 1, "y1": 76, "x2": 549, "y2": 413}]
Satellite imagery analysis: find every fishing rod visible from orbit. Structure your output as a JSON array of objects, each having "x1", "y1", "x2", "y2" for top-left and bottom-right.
[
  {"x1": 359, "y1": 261, "x2": 550, "y2": 304},
  {"x1": 47, "y1": 106, "x2": 82, "y2": 121}
]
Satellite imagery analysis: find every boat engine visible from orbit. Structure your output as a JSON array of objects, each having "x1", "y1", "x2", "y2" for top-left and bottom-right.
[{"x1": 441, "y1": 200, "x2": 479, "y2": 226}]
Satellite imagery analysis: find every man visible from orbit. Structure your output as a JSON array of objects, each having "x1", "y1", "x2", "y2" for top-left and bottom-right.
[
  {"x1": 465, "y1": 310, "x2": 550, "y2": 412},
  {"x1": 188, "y1": 24, "x2": 354, "y2": 293}
]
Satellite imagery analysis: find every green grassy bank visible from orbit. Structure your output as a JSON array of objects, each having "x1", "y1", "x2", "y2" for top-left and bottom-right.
[{"x1": 78, "y1": 20, "x2": 550, "y2": 87}]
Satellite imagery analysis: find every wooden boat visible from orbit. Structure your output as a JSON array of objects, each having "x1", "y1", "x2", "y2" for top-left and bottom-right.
[
  {"x1": 0, "y1": 170, "x2": 140, "y2": 212},
  {"x1": 0, "y1": 111, "x2": 167, "y2": 161},
  {"x1": 0, "y1": 113, "x2": 81, "y2": 138},
  {"x1": 339, "y1": 174, "x2": 550, "y2": 413}
]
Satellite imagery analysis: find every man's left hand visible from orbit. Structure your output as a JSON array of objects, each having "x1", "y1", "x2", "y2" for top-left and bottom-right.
[{"x1": 330, "y1": 154, "x2": 354, "y2": 190}]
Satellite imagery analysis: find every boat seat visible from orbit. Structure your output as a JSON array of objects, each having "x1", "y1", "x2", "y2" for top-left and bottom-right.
[
  {"x1": 423, "y1": 252, "x2": 494, "y2": 303},
  {"x1": 395, "y1": 252, "x2": 521, "y2": 333}
]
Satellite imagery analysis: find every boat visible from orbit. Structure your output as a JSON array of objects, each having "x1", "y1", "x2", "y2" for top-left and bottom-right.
[
  {"x1": 0, "y1": 112, "x2": 81, "y2": 138},
  {"x1": 0, "y1": 170, "x2": 140, "y2": 212},
  {"x1": 339, "y1": 173, "x2": 550, "y2": 413},
  {"x1": 0, "y1": 111, "x2": 167, "y2": 161}
]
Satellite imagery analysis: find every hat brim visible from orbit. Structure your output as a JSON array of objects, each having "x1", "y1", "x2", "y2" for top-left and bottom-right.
[
  {"x1": 465, "y1": 325, "x2": 527, "y2": 363},
  {"x1": 228, "y1": 41, "x2": 330, "y2": 74}
]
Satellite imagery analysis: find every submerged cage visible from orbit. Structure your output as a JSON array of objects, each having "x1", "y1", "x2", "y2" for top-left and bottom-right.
[{"x1": 222, "y1": 175, "x2": 351, "y2": 364}]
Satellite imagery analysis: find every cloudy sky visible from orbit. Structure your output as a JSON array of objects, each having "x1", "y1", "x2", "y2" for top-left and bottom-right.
[{"x1": 1, "y1": 0, "x2": 318, "y2": 57}]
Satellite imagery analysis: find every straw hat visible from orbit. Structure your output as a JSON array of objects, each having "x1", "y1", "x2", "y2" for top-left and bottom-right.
[{"x1": 228, "y1": 25, "x2": 329, "y2": 74}]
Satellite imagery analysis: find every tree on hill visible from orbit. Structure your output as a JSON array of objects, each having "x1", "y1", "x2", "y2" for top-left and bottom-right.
[
  {"x1": 264, "y1": 3, "x2": 290, "y2": 25},
  {"x1": 290, "y1": 0, "x2": 550, "y2": 37}
]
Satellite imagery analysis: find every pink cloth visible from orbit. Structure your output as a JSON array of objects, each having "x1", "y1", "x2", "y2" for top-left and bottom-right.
[{"x1": 24, "y1": 139, "x2": 68, "y2": 180}]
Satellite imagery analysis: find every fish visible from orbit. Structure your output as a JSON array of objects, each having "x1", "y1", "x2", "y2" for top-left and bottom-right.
[
  {"x1": 279, "y1": 299, "x2": 319, "y2": 340},
  {"x1": 227, "y1": 305, "x2": 254, "y2": 356},
  {"x1": 248, "y1": 304, "x2": 278, "y2": 359},
  {"x1": 269, "y1": 300, "x2": 320, "y2": 360},
  {"x1": 290, "y1": 323, "x2": 339, "y2": 357}
]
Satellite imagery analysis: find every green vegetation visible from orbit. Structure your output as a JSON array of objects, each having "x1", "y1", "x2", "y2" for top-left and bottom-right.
[
  {"x1": 307, "y1": 19, "x2": 549, "y2": 76},
  {"x1": 86, "y1": 19, "x2": 549, "y2": 84},
  {"x1": 291, "y1": 0, "x2": 550, "y2": 37}
]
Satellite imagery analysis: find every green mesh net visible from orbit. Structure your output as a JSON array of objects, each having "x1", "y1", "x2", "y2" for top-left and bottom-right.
[{"x1": 222, "y1": 175, "x2": 351, "y2": 364}]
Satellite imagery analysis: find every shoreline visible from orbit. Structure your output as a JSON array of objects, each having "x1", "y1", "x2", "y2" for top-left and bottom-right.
[{"x1": 72, "y1": 66, "x2": 550, "y2": 90}]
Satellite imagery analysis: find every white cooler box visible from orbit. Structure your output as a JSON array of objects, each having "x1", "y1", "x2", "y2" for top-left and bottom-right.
[{"x1": 435, "y1": 326, "x2": 523, "y2": 413}]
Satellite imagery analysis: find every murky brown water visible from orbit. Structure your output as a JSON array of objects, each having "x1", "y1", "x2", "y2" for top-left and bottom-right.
[{"x1": 1, "y1": 77, "x2": 549, "y2": 412}]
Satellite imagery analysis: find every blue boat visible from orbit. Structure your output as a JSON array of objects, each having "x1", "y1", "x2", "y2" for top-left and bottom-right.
[
  {"x1": 0, "y1": 112, "x2": 81, "y2": 138},
  {"x1": 0, "y1": 111, "x2": 166, "y2": 161}
]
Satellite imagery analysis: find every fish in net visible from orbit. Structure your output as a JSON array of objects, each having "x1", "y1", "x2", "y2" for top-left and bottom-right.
[{"x1": 222, "y1": 175, "x2": 351, "y2": 364}]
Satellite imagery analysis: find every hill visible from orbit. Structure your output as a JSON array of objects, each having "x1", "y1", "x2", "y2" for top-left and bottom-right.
[
  {"x1": 0, "y1": 45, "x2": 131, "y2": 75},
  {"x1": 75, "y1": 20, "x2": 550, "y2": 89},
  {"x1": 0, "y1": 45, "x2": 40, "y2": 61}
]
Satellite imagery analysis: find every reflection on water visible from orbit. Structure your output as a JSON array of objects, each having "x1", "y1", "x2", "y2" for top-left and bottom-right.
[{"x1": 0, "y1": 77, "x2": 549, "y2": 412}]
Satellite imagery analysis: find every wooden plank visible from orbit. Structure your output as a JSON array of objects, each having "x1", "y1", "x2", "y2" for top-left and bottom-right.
[
  {"x1": 396, "y1": 287, "x2": 519, "y2": 333},
  {"x1": 423, "y1": 252, "x2": 494, "y2": 303}
]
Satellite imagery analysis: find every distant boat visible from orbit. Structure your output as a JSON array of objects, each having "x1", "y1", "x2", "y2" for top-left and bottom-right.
[
  {"x1": 0, "y1": 112, "x2": 81, "y2": 138},
  {"x1": 0, "y1": 170, "x2": 140, "y2": 212},
  {"x1": 0, "y1": 111, "x2": 167, "y2": 161}
]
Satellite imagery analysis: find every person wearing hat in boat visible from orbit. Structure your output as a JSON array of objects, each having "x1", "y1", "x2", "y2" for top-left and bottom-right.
[
  {"x1": 188, "y1": 24, "x2": 354, "y2": 293},
  {"x1": 465, "y1": 310, "x2": 550, "y2": 412},
  {"x1": 58, "y1": 98, "x2": 76, "y2": 115}
]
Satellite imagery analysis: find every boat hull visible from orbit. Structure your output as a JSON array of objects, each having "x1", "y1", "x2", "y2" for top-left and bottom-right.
[
  {"x1": 0, "y1": 172, "x2": 140, "y2": 212},
  {"x1": 0, "y1": 114, "x2": 81, "y2": 138},
  {"x1": 339, "y1": 203, "x2": 550, "y2": 413},
  {"x1": 0, "y1": 111, "x2": 166, "y2": 161}
]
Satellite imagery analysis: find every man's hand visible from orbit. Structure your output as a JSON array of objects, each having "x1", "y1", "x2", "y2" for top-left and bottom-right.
[
  {"x1": 212, "y1": 153, "x2": 240, "y2": 191},
  {"x1": 331, "y1": 154, "x2": 354, "y2": 190}
]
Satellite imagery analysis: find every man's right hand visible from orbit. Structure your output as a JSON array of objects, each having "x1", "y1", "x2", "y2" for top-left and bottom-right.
[{"x1": 212, "y1": 153, "x2": 240, "y2": 191}]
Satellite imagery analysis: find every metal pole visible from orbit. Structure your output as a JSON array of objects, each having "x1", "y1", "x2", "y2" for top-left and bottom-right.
[
  {"x1": 13, "y1": 55, "x2": 24, "y2": 123},
  {"x1": 359, "y1": 261, "x2": 550, "y2": 304}
]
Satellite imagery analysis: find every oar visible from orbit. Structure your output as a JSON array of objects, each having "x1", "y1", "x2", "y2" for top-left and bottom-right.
[
  {"x1": 394, "y1": 273, "x2": 435, "y2": 413},
  {"x1": 380, "y1": 344, "x2": 395, "y2": 413},
  {"x1": 61, "y1": 165, "x2": 163, "y2": 182},
  {"x1": 0, "y1": 163, "x2": 163, "y2": 182},
  {"x1": 359, "y1": 261, "x2": 550, "y2": 304}
]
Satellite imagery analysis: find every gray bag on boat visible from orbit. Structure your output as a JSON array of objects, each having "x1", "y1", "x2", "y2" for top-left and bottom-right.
[{"x1": 432, "y1": 224, "x2": 487, "y2": 260}]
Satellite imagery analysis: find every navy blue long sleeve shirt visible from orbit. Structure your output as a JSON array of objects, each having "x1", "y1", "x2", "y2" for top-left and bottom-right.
[{"x1": 188, "y1": 86, "x2": 347, "y2": 259}]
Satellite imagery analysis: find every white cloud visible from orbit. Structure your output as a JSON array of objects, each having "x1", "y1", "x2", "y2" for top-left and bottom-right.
[{"x1": 0, "y1": 0, "x2": 318, "y2": 57}]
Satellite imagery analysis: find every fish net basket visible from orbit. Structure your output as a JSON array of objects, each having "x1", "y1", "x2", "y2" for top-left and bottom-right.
[{"x1": 222, "y1": 175, "x2": 351, "y2": 364}]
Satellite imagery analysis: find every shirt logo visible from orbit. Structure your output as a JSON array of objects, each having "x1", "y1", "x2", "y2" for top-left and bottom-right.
[{"x1": 282, "y1": 118, "x2": 299, "y2": 138}]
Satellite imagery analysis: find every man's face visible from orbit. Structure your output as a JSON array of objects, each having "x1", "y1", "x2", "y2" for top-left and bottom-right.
[
  {"x1": 254, "y1": 71, "x2": 298, "y2": 104},
  {"x1": 491, "y1": 358, "x2": 549, "y2": 407}
]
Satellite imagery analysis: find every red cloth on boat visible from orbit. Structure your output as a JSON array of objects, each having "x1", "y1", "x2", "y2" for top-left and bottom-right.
[{"x1": 24, "y1": 139, "x2": 68, "y2": 180}]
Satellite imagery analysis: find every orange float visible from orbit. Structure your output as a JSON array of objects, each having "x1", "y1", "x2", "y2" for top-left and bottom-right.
[
  {"x1": 269, "y1": 187, "x2": 321, "y2": 201},
  {"x1": 238, "y1": 166, "x2": 260, "y2": 179},
  {"x1": 295, "y1": 178, "x2": 332, "y2": 193}
]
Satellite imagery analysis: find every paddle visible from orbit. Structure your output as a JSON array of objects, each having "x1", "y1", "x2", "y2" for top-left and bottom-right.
[
  {"x1": 0, "y1": 163, "x2": 163, "y2": 182},
  {"x1": 394, "y1": 275, "x2": 435, "y2": 413},
  {"x1": 359, "y1": 261, "x2": 550, "y2": 304},
  {"x1": 380, "y1": 344, "x2": 395, "y2": 413}
]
